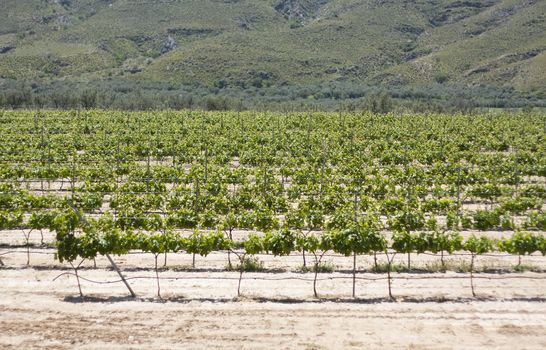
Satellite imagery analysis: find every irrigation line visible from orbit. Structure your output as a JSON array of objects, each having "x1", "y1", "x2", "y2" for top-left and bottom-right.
[
  {"x1": 0, "y1": 250, "x2": 56, "y2": 256},
  {"x1": 1, "y1": 247, "x2": 544, "y2": 261},
  {"x1": 3, "y1": 189, "x2": 536, "y2": 197},
  {"x1": 52, "y1": 272, "x2": 546, "y2": 286},
  {"x1": 1, "y1": 174, "x2": 540, "y2": 185}
]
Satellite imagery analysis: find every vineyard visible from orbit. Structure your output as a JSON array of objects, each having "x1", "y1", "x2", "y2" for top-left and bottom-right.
[{"x1": 1, "y1": 110, "x2": 545, "y2": 302}]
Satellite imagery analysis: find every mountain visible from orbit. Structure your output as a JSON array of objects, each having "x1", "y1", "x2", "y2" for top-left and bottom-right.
[{"x1": 0, "y1": 0, "x2": 545, "y2": 108}]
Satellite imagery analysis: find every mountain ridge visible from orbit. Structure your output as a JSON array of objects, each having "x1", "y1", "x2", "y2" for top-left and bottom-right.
[{"x1": 0, "y1": 0, "x2": 544, "y2": 109}]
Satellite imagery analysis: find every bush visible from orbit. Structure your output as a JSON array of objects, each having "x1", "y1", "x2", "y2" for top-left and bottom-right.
[
  {"x1": 472, "y1": 210, "x2": 501, "y2": 231},
  {"x1": 238, "y1": 256, "x2": 264, "y2": 272},
  {"x1": 434, "y1": 73, "x2": 449, "y2": 84}
]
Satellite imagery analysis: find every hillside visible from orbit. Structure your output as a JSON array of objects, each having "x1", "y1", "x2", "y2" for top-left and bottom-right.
[{"x1": 0, "y1": 0, "x2": 545, "y2": 109}]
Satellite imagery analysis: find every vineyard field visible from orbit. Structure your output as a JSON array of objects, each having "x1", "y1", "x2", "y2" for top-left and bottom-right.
[{"x1": 1, "y1": 110, "x2": 545, "y2": 348}]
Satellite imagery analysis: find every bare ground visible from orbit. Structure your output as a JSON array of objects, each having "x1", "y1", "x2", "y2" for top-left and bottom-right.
[{"x1": 1, "y1": 244, "x2": 546, "y2": 349}]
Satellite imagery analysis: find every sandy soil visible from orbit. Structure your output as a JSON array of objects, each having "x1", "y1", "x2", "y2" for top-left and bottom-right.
[{"x1": 1, "y1": 244, "x2": 546, "y2": 350}]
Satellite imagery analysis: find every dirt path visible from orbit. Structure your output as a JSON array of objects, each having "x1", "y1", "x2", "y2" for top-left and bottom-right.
[
  {"x1": 2, "y1": 297, "x2": 546, "y2": 349},
  {"x1": 1, "y1": 248, "x2": 546, "y2": 349}
]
